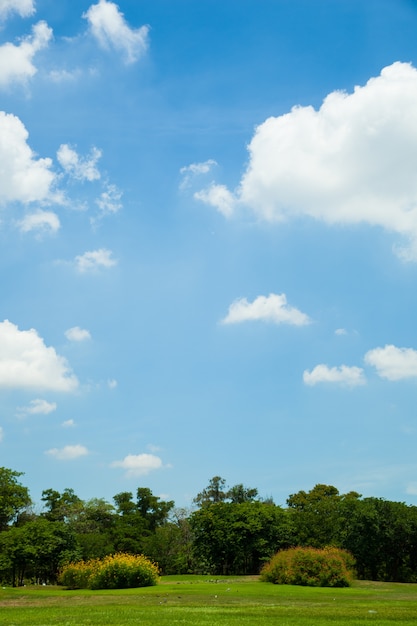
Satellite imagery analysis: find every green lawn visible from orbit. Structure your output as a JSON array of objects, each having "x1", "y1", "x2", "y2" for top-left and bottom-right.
[{"x1": 0, "y1": 576, "x2": 417, "y2": 625}]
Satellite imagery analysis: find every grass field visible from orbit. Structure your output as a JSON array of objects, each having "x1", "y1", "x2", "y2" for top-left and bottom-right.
[{"x1": 1, "y1": 575, "x2": 417, "y2": 625}]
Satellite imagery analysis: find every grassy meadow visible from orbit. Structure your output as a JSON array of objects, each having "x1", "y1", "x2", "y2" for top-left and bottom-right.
[{"x1": 1, "y1": 575, "x2": 417, "y2": 625}]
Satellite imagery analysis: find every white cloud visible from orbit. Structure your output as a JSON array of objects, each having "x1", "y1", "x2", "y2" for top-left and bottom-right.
[
  {"x1": 74, "y1": 248, "x2": 117, "y2": 272},
  {"x1": 222, "y1": 293, "x2": 311, "y2": 326},
  {"x1": 180, "y1": 159, "x2": 217, "y2": 190},
  {"x1": 195, "y1": 183, "x2": 236, "y2": 218},
  {"x1": 0, "y1": 21, "x2": 52, "y2": 88},
  {"x1": 83, "y1": 0, "x2": 149, "y2": 64},
  {"x1": 17, "y1": 210, "x2": 60, "y2": 234},
  {"x1": 46, "y1": 444, "x2": 89, "y2": 460},
  {"x1": 95, "y1": 183, "x2": 123, "y2": 216},
  {"x1": 111, "y1": 453, "x2": 165, "y2": 478},
  {"x1": 0, "y1": 0, "x2": 35, "y2": 20},
  {"x1": 62, "y1": 419, "x2": 75, "y2": 428},
  {"x1": 0, "y1": 426, "x2": 3, "y2": 442},
  {"x1": 0, "y1": 112, "x2": 56, "y2": 205},
  {"x1": 197, "y1": 62, "x2": 417, "y2": 259},
  {"x1": 16, "y1": 398, "x2": 57, "y2": 417},
  {"x1": 107, "y1": 378, "x2": 117, "y2": 389},
  {"x1": 0, "y1": 320, "x2": 78, "y2": 391},
  {"x1": 65, "y1": 326, "x2": 91, "y2": 342},
  {"x1": 365, "y1": 345, "x2": 417, "y2": 381},
  {"x1": 303, "y1": 364, "x2": 366, "y2": 387},
  {"x1": 57, "y1": 144, "x2": 102, "y2": 182},
  {"x1": 335, "y1": 328, "x2": 347, "y2": 336}
]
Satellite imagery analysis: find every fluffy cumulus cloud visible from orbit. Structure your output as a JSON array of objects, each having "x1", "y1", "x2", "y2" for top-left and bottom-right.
[
  {"x1": 16, "y1": 398, "x2": 57, "y2": 417},
  {"x1": 65, "y1": 326, "x2": 91, "y2": 342},
  {"x1": 197, "y1": 62, "x2": 417, "y2": 258},
  {"x1": 83, "y1": 0, "x2": 149, "y2": 64},
  {"x1": 303, "y1": 364, "x2": 366, "y2": 387},
  {"x1": 17, "y1": 210, "x2": 60, "y2": 234},
  {"x1": 0, "y1": 21, "x2": 52, "y2": 88},
  {"x1": 111, "y1": 453, "x2": 165, "y2": 478},
  {"x1": 0, "y1": 0, "x2": 35, "y2": 20},
  {"x1": 365, "y1": 345, "x2": 417, "y2": 380},
  {"x1": 57, "y1": 144, "x2": 102, "y2": 182},
  {"x1": 0, "y1": 320, "x2": 78, "y2": 391},
  {"x1": 74, "y1": 248, "x2": 117, "y2": 272},
  {"x1": 0, "y1": 112, "x2": 56, "y2": 205},
  {"x1": 222, "y1": 293, "x2": 311, "y2": 326},
  {"x1": 305, "y1": 344, "x2": 417, "y2": 387},
  {"x1": 46, "y1": 444, "x2": 89, "y2": 460}
]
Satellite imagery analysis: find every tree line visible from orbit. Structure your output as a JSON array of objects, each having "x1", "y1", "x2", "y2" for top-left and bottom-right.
[{"x1": 1, "y1": 469, "x2": 417, "y2": 585}]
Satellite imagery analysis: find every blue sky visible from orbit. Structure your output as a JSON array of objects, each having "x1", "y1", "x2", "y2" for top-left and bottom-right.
[{"x1": 1, "y1": 0, "x2": 417, "y2": 510}]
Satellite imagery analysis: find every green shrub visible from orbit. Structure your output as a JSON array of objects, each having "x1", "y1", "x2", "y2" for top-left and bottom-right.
[
  {"x1": 59, "y1": 553, "x2": 159, "y2": 589},
  {"x1": 260, "y1": 546, "x2": 355, "y2": 587}
]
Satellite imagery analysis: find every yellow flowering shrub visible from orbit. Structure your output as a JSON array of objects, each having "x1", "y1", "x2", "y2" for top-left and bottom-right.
[
  {"x1": 260, "y1": 546, "x2": 355, "y2": 587},
  {"x1": 59, "y1": 553, "x2": 159, "y2": 589}
]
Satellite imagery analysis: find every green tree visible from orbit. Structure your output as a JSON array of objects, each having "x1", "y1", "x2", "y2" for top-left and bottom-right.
[
  {"x1": 0, "y1": 518, "x2": 78, "y2": 586},
  {"x1": 70, "y1": 498, "x2": 116, "y2": 560},
  {"x1": 190, "y1": 501, "x2": 292, "y2": 575},
  {"x1": 136, "y1": 487, "x2": 174, "y2": 532},
  {"x1": 287, "y1": 484, "x2": 361, "y2": 548},
  {"x1": 42, "y1": 490, "x2": 117, "y2": 560},
  {"x1": 194, "y1": 477, "x2": 259, "y2": 507},
  {"x1": 340, "y1": 497, "x2": 417, "y2": 582},
  {"x1": 111, "y1": 488, "x2": 174, "y2": 554},
  {"x1": 142, "y1": 509, "x2": 195, "y2": 575},
  {"x1": 227, "y1": 484, "x2": 259, "y2": 503},
  {"x1": 0, "y1": 468, "x2": 31, "y2": 531},
  {"x1": 113, "y1": 491, "x2": 136, "y2": 516},
  {"x1": 193, "y1": 476, "x2": 228, "y2": 507},
  {"x1": 41, "y1": 488, "x2": 83, "y2": 523},
  {"x1": 112, "y1": 491, "x2": 146, "y2": 554}
]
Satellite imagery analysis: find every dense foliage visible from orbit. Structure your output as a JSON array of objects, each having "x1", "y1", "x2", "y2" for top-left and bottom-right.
[
  {"x1": 190, "y1": 500, "x2": 292, "y2": 575},
  {"x1": 1, "y1": 469, "x2": 417, "y2": 585},
  {"x1": 59, "y1": 553, "x2": 159, "y2": 589},
  {"x1": 260, "y1": 547, "x2": 355, "y2": 587}
]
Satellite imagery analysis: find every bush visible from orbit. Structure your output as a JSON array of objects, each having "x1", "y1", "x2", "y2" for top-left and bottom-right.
[
  {"x1": 59, "y1": 553, "x2": 159, "y2": 589},
  {"x1": 260, "y1": 546, "x2": 355, "y2": 587}
]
